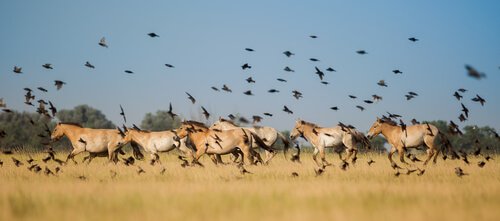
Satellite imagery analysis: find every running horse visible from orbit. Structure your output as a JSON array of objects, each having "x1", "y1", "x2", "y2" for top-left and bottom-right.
[
  {"x1": 210, "y1": 118, "x2": 290, "y2": 164},
  {"x1": 366, "y1": 117, "x2": 445, "y2": 165},
  {"x1": 290, "y1": 119, "x2": 370, "y2": 167},
  {"x1": 176, "y1": 121, "x2": 272, "y2": 165},
  {"x1": 121, "y1": 127, "x2": 194, "y2": 165},
  {"x1": 50, "y1": 122, "x2": 143, "y2": 164}
]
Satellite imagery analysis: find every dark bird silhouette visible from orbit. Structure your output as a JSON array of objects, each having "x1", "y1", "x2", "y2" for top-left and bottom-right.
[
  {"x1": 268, "y1": 89, "x2": 279, "y2": 93},
  {"x1": 453, "y1": 91, "x2": 463, "y2": 100},
  {"x1": 165, "y1": 64, "x2": 175, "y2": 68},
  {"x1": 85, "y1": 61, "x2": 95, "y2": 69},
  {"x1": 241, "y1": 63, "x2": 251, "y2": 70},
  {"x1": 465, "y1": 65, "x2": 486, "y2": 79},
  {"x1": 44, "y1": 167, "x2": 55, "y2": 176},
  {"x1": 292, "y1": 90, "x2": 303, "y2": 99},
  {"x1": 283, "y1": 105, "x2": 293, "y2": 114},
  {"x1": 13, "y1": 66, "x2": 22, "y2": 74},
  {"x1": 78, "y1": 137, "x2": 87, "y2": 145},
  {"x1": 48, "y1": 101, "x2": 57, "y2": 117},
  {"x1": 237, "y1": 163, "x2": 252, "y2": 175},
  {"x1": 178, "y1": 156, "x2": 189, "y2": 168},
  {"x1": 408, "y1": 92, "x2": 418, "y2": 96},
  {"x1": 387, "y1": 112, "x2": 402, "y2": 119},
  {"x1": 252, "y1": 115, "x2": 262, "y2": 124},
  {"x1": 12, "y1": 157, "x2": 23, "y2": 167},
  {"x1": 119, "y1": 105, "x2": 126, "y2": 122},
  {"x1": 309, "y1": 35, "x2": 318, "y2": 38},
  {"x1": 367, "y1": 159, "x2": 375, "y2": 166},
  {"x1": 458, "y1": 88, "x2": 467, "y2": 93},
  {"x1": 326, "y1": 67, "x2": 336, "y2": 72},
  {"x1": 38, "y1": 87, "x2": 48, "y2": 93},
  {"x1": 277, "y1": 78, "x2": 287, "y2": 82},
  {"x1": 315, "y1": 166, "x2": 325, "y2": 177},
  {"x1": 458, "y1": 114, "x2": 467, "y2": 122},
  {"x1": 122, "y1": 156, "x2": 135, "y2": 166},
  {"x1": 372, "y1": 95, "x2": 383, "y2": 102},
  {"x1": 348, "y1": 95, "x2": 357, "y2": 99},
  {"x1": 167, "y1": 102, "x2": 177, "y2": 119},
  {"x1": 291, "y1": 172, "x2": 299, "y2": 177},
  {"x1": 201, "y1": 106, "x2": 210, "y2": 120},
  {"x1": 454, "y1": 167, "x2": 467, "y2": 177},
  {"x1": 42, "y1": 63, "x2": 53, "y2": 69},
  {"x1": 391, "y1": 162, "x2": 403, "y2": 170},
  {"x1": 283, "y1": 51, "x2": 294, "y2": 57},
  {"x1": 310, "y1": 58, "x2": 320, "y2": 62},
  {"x1": 246, "y1": 77, "x2": 255, "y2": 83},
  {"x1": 137, "y1": 166, "x2": 146, "y2": 174},
  {"x1": 228, "y1": 114, "x2": 236, "y2": 120},
  {"x1": 186, "y1": 92, "x2": 196, "y2": 104},
  {"x1": 222, "y1": 84, "x2": 232, "y2": 92},
  {"x1": 148, "y1": 32, "x2": 160, "y2": 37},
  {"x1": 393, "y1": 69, "x2": 402, "y2": 74},
  {"x1": 425, "y1": 123, "x2": 434, "y2": 135},
  {"x1": 245, "y1": 48, "x2": 254, "y2": 52},
  {"x1": 377, "y1": 80, "x2": 388, "y2": 87},
  {"x1": 356, "y1": 50, "x2": 367, "y2": 55},
  {"x1": 54, "y1": 80, "x2": 66, "y2": 90},
  {"x1": 477, "y1": 161, "x2": 486, "y2": 168},
  {"x1": 330, "y1": 106, "x2": 338, "y2": 111},
  {"x1": 340, "y1": 160, "x2": 349, "y2": 171},
  {"x1": 460, "y1": 103, "x2": 469, "y2": 118},
  {"x1": 417, "y1": 168, "x2": 425, "y2": 176},
  {"x1": 408, "y1": 37, "x2": 419, "y2": 42},
  {"x1": 211, "y1": 86, "x2": 219, "y2": 91},
  {"x1": 471, "y1": 94, "x2": 486, "y2": 106},
  {"x1": 405, "y1": 95, "x2": 415, "y2": 100},
  {"x1": 356, "y1": 105, "x2": 365, "y2": 111},
  {"x1": 315, "y1": 66, "x2": 324, "y2": 80},
  {"x1": 124, "y1": 70, "x2": 134, "y2": 74},
  {"x1": 284, "y1": 66, "x2": 294, "y2": 72},
  {"x1": 98, "y1": 37, "x2": 108, "y2": 48},
  {"x1": 364, "y1": 100, "x2": 373, "y2": 104},
  {"x1": 132, "y1": 124, "x2": 141, "y2": 131},
  {"x1": 263, "y1": 112, "x2": 273, "y2": 117},
  {"x1": 2, "y1": 108, "x2": 13, "y2": 113},
  {"x1": 243, "y1": 90, "x2": 254, "y2": 96}
]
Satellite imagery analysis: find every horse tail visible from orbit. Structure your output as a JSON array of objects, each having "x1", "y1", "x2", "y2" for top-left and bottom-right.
[{"x1": 276, "y1": 132, "x2": 290, "y2": 158}]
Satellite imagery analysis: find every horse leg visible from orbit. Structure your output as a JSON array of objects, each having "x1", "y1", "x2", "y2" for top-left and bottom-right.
[
  {"x1": 131, "y1": 142, "x2": 144, "y2": 160},
  {"x1": 86, "y1": 153, "x2": 96, "y2": 165},
  {"x1": 423, "y1": 148, "x2": 435, "y2": 166},
  {"x1": 312, "y1": 148, "x2": 321, "y2": 167},
  {"x1": 318, "y1": 146, "x2": 331, "y2": 167},
  {"x1": 66, "y1": 147, "x2": 85, "y2": 165},
  {"x1": 388, "y1": 146, "x2": 396, "y2": 165},
  {"x1": 251, "y1": 149, "x2": 264, "y2": 165},
  {"x1": 351, "y1": 149, "x2": 358, "y2": 164},
  {"x1": 397, "y1": 147, "x2": 409, "y2": 165},
  {"x1": 424, "y1": 135, "x2": 439, "y2": 165}
]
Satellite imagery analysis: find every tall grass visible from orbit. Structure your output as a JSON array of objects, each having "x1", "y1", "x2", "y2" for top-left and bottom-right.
[{"x1": 1, "y1": 152, "x2": 499, "y2": 221}]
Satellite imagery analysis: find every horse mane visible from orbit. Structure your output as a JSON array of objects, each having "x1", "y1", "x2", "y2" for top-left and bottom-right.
[
  {"x1": 59, "y1": 122, "x2": 83, "y2": 127},
  {"x1": 380, "y1": 118, "x2": 398, "y2": 126},
  {"x1": 301, "y1": 120, "x2": 320, "y2": 128},
  {"x1": 184, "y1": 120, "x2": 208, "y2": 129}
]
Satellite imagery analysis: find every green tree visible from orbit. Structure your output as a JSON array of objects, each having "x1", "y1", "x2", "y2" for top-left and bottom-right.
[
  {"x1": 56, "y1": 105, "x2": 115, "y2": 129},
  {"x1": 0, "y1": 111, "x2": 54, "y2": 151},
  {"x1": 140, "y1": 111, "x2": 180, "y2": 131}
]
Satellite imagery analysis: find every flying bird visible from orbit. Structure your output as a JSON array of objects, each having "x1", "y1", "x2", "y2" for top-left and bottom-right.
[
  {"x1": 348, "y1": 95, "x2": 357, "y2": 99},
  {"x1": 48, "y1": 101, "x2": 57, "y2": 117},
  {"x1": 268, "y1": 89, "x2": 279, "y2": 93},
  {"x1": 222, "y1": 84, "x2": 232, "y2": 92},
  {"x1": 37, "y1": 87, "x2": 48, "y2": 93},
  {"x1": 211, "y1": 86, "x2": 219, "y2": 91},
  {"x1": 54, "y1": 80, "x2": 66, "y2": 90},
  {"x1": 148, "y1": 32, "x2": 160, "y2": 37},
  {"x1": 42, "y1": 63, "x2": 53, "y2": 69},
  {"x1": 165, "y1": 64, "x2": 175, "y2": 68},
  {"x1": 408, "y1": 37, "x2": 419, "y2": 42},
  {"x1": 284, "y1": 66, "x2": 295, "y2": 72},
  {"x1": 356, "y1": 50, "x2": 367, "y2": 55},
  {"x1": 471, "y1": 94, "x2": 486, "y2": 106},
  {"x1": 85, "y1": 61, "x2": 95, "y2": 69},
  {"x1": 454, "y1": 167, "x2": 467, "y2": 177},
  {"x1": 283, "y1": 51, "x2": 294, "y2": 57},
  {"x1": 356, "y1": 105, "x2": 365, "y2": 111},
  {"x1": 277, "y1": 78, "x2": 287, "y2": 82},
  {"x1": 119, "y1": 105, "x2": 126, "y2": 122},
  {"x1": 186, "y1": 92, "x2": 196, "y2": 104},
  {"x1": 310, "y1": 58, "x2": 320, "y2": 62},
  {"x1": 283, "y1": 106, "x2": 293, "y2": 114},
  {"x1": 465, "y1": 65, "x2": 486, "y2": 79},
  {"x1": 372, "y1": 94, "x2": 383, "y2": 102},
  {"x1": 167, "y1": 102, "x2": 177, "y2": 119},
  {"x1": 315, "y1": 66, "x2": 324, "y2": 80},
  {"x1": 243, "y1": 90, "x2": 254, "y2": 96},
  {"x1": 458, "y1": 88, "x2": 467, "y2": 93},
  {"x1": 309, "y1": 35, "x2": 318, "y2": 38},
  {"x1": 453, "y1": 91, "x2": 463, "y2": 100},
  {"x1": 326, "y1": 67, "x2": 336, "y2": 72},
  {"x1": 393, "y1": 69, "x2": 402, "y2": 74},
  {"x1": 124, "y1": 70, "x2": 134, "y2": 74},
  {"x1": 263, "y1": 112, "x2": 273, "y2": 117},
  {"x1": 461, "y1": 103, "x2": 469, "y2": 118},
  {"x1": 13, "y1": 66, "x2": 22, "y2": 74},
  {"x1": 98, "y1": 37, "x2": 108, "y2": 48},
  {"x1": 201, "y1": 106, "x2": 210, "y2": 120},
  {"x1": 241, "y1": 63, "x2": 251, "y2": 70},
  {"x1": 364, "y1": 100, "x2": 373, "y2": 104},
  {"x1": 292, "y1": 90, "x2": 303, "y2": 99},
  {"x1": 377, "y1": 80, "x2": 388, "y2": 87},
  {"x1": 330, "y1": 106, "x2": 338, "y2": 111},
  {"x1": 252, "y1": 115, "x2": 262, "y2": 124},
  {"x1": 245, "y1": 48, "x2": 254, "y2": 52},
  {"x1": 246, "y1": 77, "x2": 255, "y2": 83}
]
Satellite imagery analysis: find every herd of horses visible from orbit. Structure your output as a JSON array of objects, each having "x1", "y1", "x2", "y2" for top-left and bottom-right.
[{"x1": 50, "y1": 117, "x2": 452, "y2": 168}]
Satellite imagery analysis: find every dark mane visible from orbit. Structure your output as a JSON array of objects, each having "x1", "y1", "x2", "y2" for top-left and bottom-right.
[
  {"x1": 380, "y1": 118, "x2": 398, "y2": 126},
  {"x1": 301, "y1": 120, "x2": 320, "y2": 128},
  {"x1": 219, "y1": 118, "x2": 237, "y2": 126},
  {"x1": 59, "y1": 122, "x2": 83, "y2": 127},
  {"x1": 184, "y1": 120, "x2": 208, "y2": 129}
]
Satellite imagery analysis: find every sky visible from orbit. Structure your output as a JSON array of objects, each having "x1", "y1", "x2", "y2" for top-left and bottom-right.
[{"x1": 1, "y1": 0, "x2": 499, "y2": 133}]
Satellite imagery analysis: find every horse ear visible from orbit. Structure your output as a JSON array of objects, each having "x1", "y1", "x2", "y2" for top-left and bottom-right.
[
  {"x1": 376, "y1": 117, "x2": 380, "y2": 122},
  {"x1": 219, "y1": 116, "x2": 222, "y2": 120}
]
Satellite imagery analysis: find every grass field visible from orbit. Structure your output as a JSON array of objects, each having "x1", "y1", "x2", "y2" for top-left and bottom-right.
[{"x1": 1, "y1": 151, "x2": 499, "y2": 221}]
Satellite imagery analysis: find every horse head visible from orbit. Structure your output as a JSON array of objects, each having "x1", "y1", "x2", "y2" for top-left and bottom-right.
[
  {"x1": 50, "y1": 123, "x2": 65, "y2": 141},
  {"x1": 290, "y1": 119, "x2": 305, "y2": 140},
  {"x1": 366, "y1": 118, "x2": 383, "y2": 139}
]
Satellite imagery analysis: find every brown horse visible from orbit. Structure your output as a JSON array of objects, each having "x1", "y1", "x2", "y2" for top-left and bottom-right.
[
  {"x1": 366, "y1": 118, "x2": 443, "y2": 165},
  {"x1": 290, "y1": 119, "x2": 370, "y2": 167},
  {"x1": 176, "y1": 121, "x2": 271, "y2": 165},
  {"x1": 50, "y1": 123, "x2": 139, "y2": 163}
]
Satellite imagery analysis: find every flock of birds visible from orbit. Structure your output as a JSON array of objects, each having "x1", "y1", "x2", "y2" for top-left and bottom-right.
[{"x1": 0, "y1": 31, "x2": 498, "y2": 179}]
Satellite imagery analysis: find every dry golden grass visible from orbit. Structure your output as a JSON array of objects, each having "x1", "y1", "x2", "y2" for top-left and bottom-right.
[{"x1": 1, "y1": 151, "x2": 499, "y2": 221}]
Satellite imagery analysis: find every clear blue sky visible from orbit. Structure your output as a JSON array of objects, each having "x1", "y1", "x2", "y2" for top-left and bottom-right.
[{"x1": 1, "y1": 0, "x2": 499, "y2": 132}]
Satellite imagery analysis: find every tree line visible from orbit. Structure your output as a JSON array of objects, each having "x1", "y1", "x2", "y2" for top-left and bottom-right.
[{"x1": 0, "y1": 105, "x2": 498, "y2": 153}]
